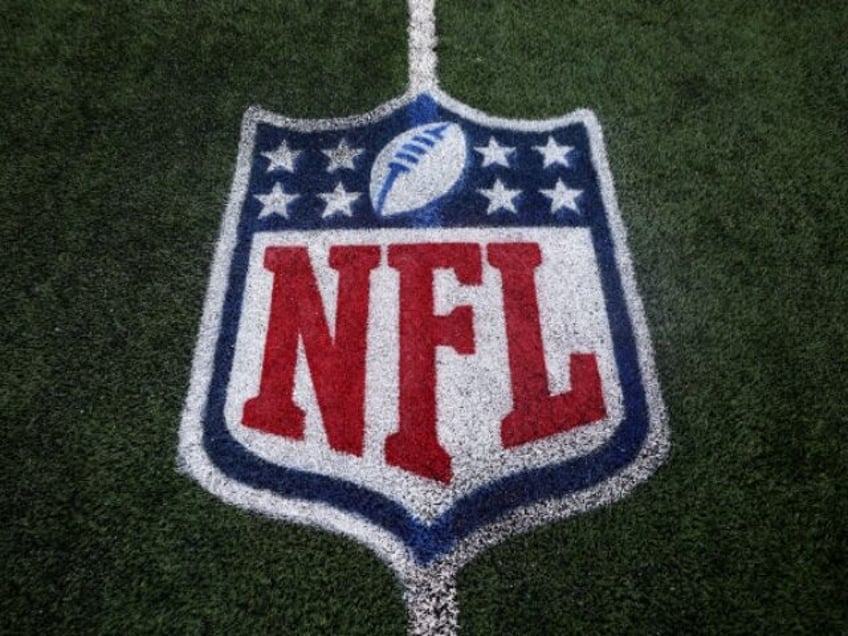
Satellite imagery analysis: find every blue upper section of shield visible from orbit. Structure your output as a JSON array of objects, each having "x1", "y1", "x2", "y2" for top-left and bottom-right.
[{"x1": 246, "y1": 94, "x2": 595, "y2": 230}]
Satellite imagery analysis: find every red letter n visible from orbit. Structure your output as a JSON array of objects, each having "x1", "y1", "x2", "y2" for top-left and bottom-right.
[{"x1": 242, "y1": 245, "x2": 380, "y2": 456}]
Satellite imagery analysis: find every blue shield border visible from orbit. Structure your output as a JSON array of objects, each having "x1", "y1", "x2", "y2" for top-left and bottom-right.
[{"x1": 179, "y1": 89, "x2": 669, "y2": 574}]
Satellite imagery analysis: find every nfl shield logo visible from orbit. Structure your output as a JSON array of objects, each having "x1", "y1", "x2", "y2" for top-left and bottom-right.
[{"x1": 180, "y1": 89, "x2": 668, "y2": 628}]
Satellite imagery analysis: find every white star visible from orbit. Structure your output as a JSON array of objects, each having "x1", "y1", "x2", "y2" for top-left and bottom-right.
[
  {"x1": 540, "y1": 179, "x2": 582, "y2": 213},
  {"x1": 474, "y1": 137, "x2": 515, "y2": 168},
  {"x1": 322, "y1": 138, "x2": 364, "y2": 172},
  {"x1": 533, "y1": 136, "x2": 575, "y2": 168},
  {"x1": 319, "y1": 182, "x2": 361, "y2": 218},
  {"x1": 478, "y1": 179, "x2": 521, "y2": 215},
  {"x1": 255, "y1": 182, "x2": 299, "y2": 219},
  {"x1": 261, "y1": 140, "x2": 301, "y2": 172}
]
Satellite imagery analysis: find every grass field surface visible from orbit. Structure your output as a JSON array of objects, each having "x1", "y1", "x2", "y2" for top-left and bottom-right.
[{"x1": 2, "y1": 1, "x2": 846, "y2": 633}]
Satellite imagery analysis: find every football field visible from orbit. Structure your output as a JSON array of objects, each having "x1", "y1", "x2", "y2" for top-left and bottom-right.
[{"x1": 2, "y1": 1, "x2": 846, "y2": 633}]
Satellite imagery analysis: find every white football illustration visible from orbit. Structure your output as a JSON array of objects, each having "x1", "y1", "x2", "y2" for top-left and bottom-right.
[{"x1": 370, "y1": 121, "x2": 467, "y2": 216}]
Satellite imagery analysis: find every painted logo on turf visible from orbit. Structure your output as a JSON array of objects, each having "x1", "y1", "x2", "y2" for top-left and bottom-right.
[
  {"x1": 180, "y1": 89, "x2": 668, "y2": 568},
  {"x1": 179, "y1": 6, "x2": 667, "y2": 631}
]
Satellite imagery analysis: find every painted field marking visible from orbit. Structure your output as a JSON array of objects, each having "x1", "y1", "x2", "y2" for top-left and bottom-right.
[{"x1": 179, "y1": 2, "x2": 668, "y2": 634}]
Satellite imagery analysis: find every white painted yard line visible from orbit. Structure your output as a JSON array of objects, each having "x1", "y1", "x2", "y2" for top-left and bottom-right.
[
  {"x1": 403, "y1": 564, "x2": 459, "y2": 636},
  {"x1": 405, "y1": 5, "x2": 454, "y2": 628},
  {"x1": 408, "y1": 0, "x2": 439, "y2": 91},
  {"x1": 404, "y1": 3, "x2": 454, "y2": 631}
]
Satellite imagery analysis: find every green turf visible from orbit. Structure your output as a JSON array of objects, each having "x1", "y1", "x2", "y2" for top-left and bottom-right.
[{"x1": 2, "y1": 0, "x2": 846, "y2": 633}]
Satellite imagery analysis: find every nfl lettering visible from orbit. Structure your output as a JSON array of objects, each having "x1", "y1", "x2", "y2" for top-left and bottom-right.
[{"x1": 242, "y1": 240, "x2": 607, "y2": 484}]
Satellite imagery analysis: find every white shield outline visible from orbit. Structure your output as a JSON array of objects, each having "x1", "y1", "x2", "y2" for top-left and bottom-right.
[{"x1": 178, "y1": 87, "x2": 669, "y2": 590}]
